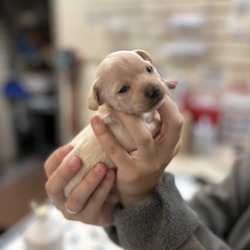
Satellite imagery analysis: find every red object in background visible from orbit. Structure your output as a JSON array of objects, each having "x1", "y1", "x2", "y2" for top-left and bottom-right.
[{"x1": 186, "y1": 95, "x2": 221, "y2": 125}]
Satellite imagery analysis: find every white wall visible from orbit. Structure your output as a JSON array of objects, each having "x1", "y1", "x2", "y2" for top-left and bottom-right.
[{"x1": 51, "y1": 0, "x2": 250, "y2": 144}]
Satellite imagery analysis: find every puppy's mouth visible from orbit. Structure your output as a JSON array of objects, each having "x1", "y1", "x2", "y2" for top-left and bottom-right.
[
  {"x1": 146, "y1": 98, "x2": 164, "y2": 113},
  {"x1": 145, "y1": 85, "x2": 164, "y2": 111}
]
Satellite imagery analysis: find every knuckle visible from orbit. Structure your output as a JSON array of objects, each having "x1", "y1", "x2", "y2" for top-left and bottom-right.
[
  {"x1": 44, "y1": 158, "x2": 53, "y2": 176},
  {"x1": 68, "y1": 194, "x2": 83, "y2": 209},
  {"x1": 175, "y1": 114, "x2": 184, "y2": 129},
  {"x1": 44, "y1": 159, "x2": 49, "y2": 169},
  {"x1": 140, "y1": 134, "x2": 153, "y2": 148},
  {"x1": 57, "y1": 166, "x2": 67, "y2": 180}
]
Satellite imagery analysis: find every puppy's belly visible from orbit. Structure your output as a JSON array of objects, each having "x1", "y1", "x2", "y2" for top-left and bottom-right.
[{"x1": 63, "y1": 124, "x2": 114, "y2": 197}]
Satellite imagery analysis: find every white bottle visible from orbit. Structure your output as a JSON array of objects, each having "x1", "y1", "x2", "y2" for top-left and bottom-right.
[
  {"x1": 192, "y1": 116, "x2": 217, "y2": 155},
  {"x1": 23, "y1": 203, "x2": 64, "y2": 250}
]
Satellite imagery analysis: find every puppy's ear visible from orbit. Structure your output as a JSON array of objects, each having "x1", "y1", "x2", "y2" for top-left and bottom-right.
[
  {"x1": 166, "y1": 80, "x2": 177, "y2": 89},
  {"x1": 88, "y1": 83, "x2": 103, "y2": 110},
  {"x1": 134, "y1": 50, "x2": 153, "y2": 63},
  {"x1": 161, "y1": 77, "x2": 177, "y2": 89}
]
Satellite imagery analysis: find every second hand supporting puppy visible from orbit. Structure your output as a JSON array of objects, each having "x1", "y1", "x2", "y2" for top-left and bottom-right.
[{"x1": 63, "y1": 50, "x2": 177, "y2": 197}]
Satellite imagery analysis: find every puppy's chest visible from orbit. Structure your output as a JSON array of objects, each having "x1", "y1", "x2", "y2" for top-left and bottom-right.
[{"x1": 108, "y1": 123, "x2": 136, "y2": 152}]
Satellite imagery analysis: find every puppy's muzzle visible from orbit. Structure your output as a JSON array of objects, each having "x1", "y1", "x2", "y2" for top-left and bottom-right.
[{"x1": 145, "y1": 85, "x2": 163, "y2": 104}]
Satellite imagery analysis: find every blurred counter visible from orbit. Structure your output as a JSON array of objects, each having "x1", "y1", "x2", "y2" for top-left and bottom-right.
[
  {"x1": 0, "y1": 202, "x2": 122, "y2": 250},
  {"x1": 168, "y1": 144, "x2": 236, "y2": 184}
]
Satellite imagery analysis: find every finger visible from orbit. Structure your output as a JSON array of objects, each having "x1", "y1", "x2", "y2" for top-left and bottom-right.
[
  {"x1": 81, "y1": 169, "x2": 116, "y2": 221},
  {"x1": 156, "y1": 96, "x2": 183, "y2": 146},
  {"x1": 45, "y1": 156, "x2": 82, "y2": 205},
  {"x1": 113, "y1": 111, "x2": 155, "y2": 160},
  {"x1": 155, "y1": 97, "x2": 183, "y2": 165},
  {"x1": 162, "y1": 138, "x2": 182, "y2": 168},
  {"x1": 106, "y1": 186, "x2": 120, "y2": 205},
  {"x1": 91, "y1": 116, "x2": 132, "y2": 168},
  {"x1": 65, "y1": 163, "x2": 109, "y2": 213},
  {"x1": 173, "y1": 138, "x2": 182, "y2": 157},
  {"x1": 44, "y1": 145, "x2": 73, "y2": 178},
  {"x1": 158, "y1": 95, "x2": 181, "y2": 126}
]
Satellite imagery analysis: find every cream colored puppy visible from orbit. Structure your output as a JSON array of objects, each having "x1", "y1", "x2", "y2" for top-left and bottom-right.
[{"x1": 64, "y1": 50, "x2": 176, "y2": 197}]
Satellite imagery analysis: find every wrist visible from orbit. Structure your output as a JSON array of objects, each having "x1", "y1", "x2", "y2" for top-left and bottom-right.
[
  {"x1": 121, "y1": 193, "x2": 152, "y2": 208},
  {"x1": 119, "y1": 175, "x2": 164, "y2": 208}
]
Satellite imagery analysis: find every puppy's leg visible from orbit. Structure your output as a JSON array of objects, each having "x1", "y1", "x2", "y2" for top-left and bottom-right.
[
  {"x1": 63, "y1": 124, "x2": 112, "y2": 197},
  {"x1": 63, "y1": 163, "x2": 90, "y2": 197},
  {"x1": 63, "y1": 125, "x2": 96, "y2": 197}
]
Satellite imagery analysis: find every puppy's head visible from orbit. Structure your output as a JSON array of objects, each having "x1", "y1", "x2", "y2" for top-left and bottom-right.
[{"x1": 88, "y1": 50, "x2": 176, "y2": 114}]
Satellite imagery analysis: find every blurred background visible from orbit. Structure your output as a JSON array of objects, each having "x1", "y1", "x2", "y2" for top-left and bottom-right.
[{"x1": 0, "y1": 0, "x2": 250, "y2": 240}]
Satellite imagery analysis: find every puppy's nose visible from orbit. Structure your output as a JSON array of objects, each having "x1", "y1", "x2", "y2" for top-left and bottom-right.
[{"x1": 145, "y1": 85, "x2": 161, "y2": 100}]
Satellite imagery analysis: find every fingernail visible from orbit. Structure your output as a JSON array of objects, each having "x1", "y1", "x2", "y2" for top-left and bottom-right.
[
  {"x1": 95, "y1": 163, "x2": 105, "y2": 176},
  {"x1": 90, "y1": 115, "x2": 101, "y2": 125},
  {"x1": 91, "y1": 116, "x2": 106, "y2": 134},
  {"x1": 63, "y1": 144, "x2": 74, "y2": 153},
  {"x1": 68, "y1": 157, "x2": 81, "y2": 171}
]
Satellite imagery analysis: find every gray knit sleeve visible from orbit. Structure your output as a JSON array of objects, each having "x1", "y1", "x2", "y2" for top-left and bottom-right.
[
  {"x1": 105, "y1": 173, "x2": 199, "y2": 250},
  {"x1": 104, "y1": 171, "x2": 233, "y2": 249}
]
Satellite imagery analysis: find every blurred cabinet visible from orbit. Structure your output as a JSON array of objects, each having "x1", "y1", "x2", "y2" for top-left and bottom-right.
[{"x1": 0, "y1": 0, "x2": 58, "y2": 162}]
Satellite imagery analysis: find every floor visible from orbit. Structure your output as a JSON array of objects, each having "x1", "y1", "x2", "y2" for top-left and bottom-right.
[{"x1": 0, "y1": 157, "x2": 48, "y2": 231}]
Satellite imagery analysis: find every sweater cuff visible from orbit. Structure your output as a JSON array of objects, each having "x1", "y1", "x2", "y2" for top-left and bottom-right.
[{"x1": 114, "y1": 172, "x2": 198, "y2": 250}]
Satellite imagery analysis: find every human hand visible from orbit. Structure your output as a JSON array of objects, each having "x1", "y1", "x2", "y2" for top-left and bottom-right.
[
  {"x1": 91, "y1": 95, "x2": 183, "y2": 207},
  {"x1": 44, "y1": 145, "x2": 118, "y2": 226},
  {"x1": 45, "y1": 93, "x2": 182, "y2": 224}
]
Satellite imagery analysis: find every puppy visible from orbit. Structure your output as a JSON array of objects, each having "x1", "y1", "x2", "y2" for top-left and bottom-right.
[{"x1": 63, "y1": 50, "x2": 176, "y2": 197}]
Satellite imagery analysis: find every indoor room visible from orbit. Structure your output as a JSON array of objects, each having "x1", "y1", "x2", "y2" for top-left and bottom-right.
[{"x1": 0, "y1": 0, "x2": 250, "y2": 249}]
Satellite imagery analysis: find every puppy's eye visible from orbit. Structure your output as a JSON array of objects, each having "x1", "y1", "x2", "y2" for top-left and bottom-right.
[
  {"x1": 146, "y1": 66, "x2": 154, "y2": 73},
  {"x1": 118, "y1": 85, "x2": 130, "y2": 94}
]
